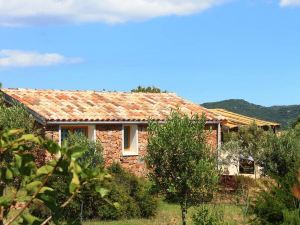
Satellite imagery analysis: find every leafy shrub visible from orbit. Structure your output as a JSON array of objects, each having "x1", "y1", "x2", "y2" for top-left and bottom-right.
[
  {"x1": 0, "y1": 103, "x2": 36, "y2": 133},
  {"x1": 282, "y1": 209, "x2": 300, "y2": 225},
  {"x1": 65, "y1": 132, "x2": 103, "y2": 168},
  {"x1": 33, "y1": 163, "x2": 158, "y2": 221},
  {"x1": 193, "y1": 205, "x2": 226, "y2": 225},
  {"x1": 251, "y1": 186, "x2": 286, "y2": 224},
  {"x1": 105, "y1": 163, "x2": 158, "y2": 219},
  {"x1": 251, "y1": 129, "x2": 300, "y2": 225},
  {"x1": 0, "y1": 129, "x2": 107, "y2": 225}
]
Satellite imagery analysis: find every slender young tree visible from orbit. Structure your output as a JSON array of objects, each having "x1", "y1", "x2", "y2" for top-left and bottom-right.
[{"x1": 146, "y1": 110, "x2": 218, "y2": 225}]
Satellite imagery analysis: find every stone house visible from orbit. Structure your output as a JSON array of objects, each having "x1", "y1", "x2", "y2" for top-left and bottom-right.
[{"x1": 1, "y1": 88, "x2": 223, "y2": 176}]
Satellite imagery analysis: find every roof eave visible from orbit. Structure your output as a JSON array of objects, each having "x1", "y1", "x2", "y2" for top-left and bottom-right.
[{"x1": 46, "y1": 119, "x2": 222, "y2": 125}]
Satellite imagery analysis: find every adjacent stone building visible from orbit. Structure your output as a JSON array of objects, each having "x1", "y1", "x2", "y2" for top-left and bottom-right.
[{"x1": 1, "y1": 88, "x2": 223, "y2": 176}]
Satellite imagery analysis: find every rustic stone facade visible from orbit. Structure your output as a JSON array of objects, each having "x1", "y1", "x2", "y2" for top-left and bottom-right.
[
  {"x1": 44, "y1": 123, "x2": 218, "y2": 177},
  {"x1": 95, "y1": 124, "x2": 148, "y2": 176},
  {"x1": 205, "y1": 124, "x2": 218, "y2": 150}
]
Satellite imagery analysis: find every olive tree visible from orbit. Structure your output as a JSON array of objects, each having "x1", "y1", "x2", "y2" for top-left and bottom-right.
[
  {"x1": 223, "y1": 123, "x2": 267, "y2": 179},
  {"x1": 146, "y1": 111, "x2": 218, "y2": 225}
]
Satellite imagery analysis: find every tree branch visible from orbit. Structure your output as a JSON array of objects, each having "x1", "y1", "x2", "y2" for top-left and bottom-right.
[{"x1": 5, "y1": 156, "x2": 63, "y2": 225}]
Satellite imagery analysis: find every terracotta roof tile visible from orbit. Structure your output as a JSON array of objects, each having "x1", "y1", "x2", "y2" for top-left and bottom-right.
[
  {"x1": 2, "y1": 88, "x2": 222, "y2": 123},
  {"x1": 209, "y1": 108, "x2": 280, "y2": 128}
]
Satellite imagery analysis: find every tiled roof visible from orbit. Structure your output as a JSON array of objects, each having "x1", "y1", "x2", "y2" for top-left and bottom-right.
[
  {"x1": 209, "y1": 108, "x2": 280, "y2": 129},
  {"x1": 1, "y1": 88, "x2": 222, "y2": 124}
]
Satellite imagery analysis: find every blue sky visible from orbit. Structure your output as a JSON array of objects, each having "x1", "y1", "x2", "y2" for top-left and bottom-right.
[{"x1": 0, "y1": 0, "x2": 300, "y2": 106}]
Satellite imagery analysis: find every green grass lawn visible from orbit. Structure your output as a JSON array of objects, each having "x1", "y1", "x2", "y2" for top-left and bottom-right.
[{"x1": 83, "y1": 201, "x2": 246, "y2": 225}]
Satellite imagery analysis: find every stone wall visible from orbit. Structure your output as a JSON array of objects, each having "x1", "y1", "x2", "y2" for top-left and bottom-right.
[
  {"x1": 43, "y1": 123, "x2": 219, "y2": 177},
  {"x1": 95, "y1": 124, "x2": 148, "y2": 177},
  {"x1": 205, "y1": 124, "x2": 218, "y2": 150},
  {"x1": 44, "y1": 125, "x2": 59, "y2": 161}
]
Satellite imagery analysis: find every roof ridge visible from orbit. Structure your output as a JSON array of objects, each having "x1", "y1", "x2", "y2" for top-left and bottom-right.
[{"x1": 1, "y1": 87, "x2": 177, "y2": 95}]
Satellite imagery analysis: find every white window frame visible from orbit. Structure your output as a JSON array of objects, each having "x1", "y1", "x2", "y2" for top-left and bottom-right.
[{"x1": 122, "y1": 124, "x2": 139, "y2": 156}]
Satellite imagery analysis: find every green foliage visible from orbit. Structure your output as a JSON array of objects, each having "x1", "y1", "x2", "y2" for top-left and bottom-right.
[
  {"x1": 226, "y1": 123, "x2": 266, "y2": 161},
  {"x1": 282, "y1": 209, "x2": 300, "y2": 225},
  {"x1": 35, "y1": 163, "x2": 157, "y2": 221},
  {"x1": 192, "y1": 205, "x2": 226, "y2": 225},
  {"x1": 251, "y1": 185, "x2": 287, "y2": 224},
  {"x1": 292, "y1": 117, "x2": 300, "y2": 129},
  {"x1": 220, "y1": 123, "x2": 268, "y2": 177},
  {"x1": 131, "y1": 86, "x2": 166, "y2": 93},
  {"x1": 0, "y1": 103, "x2": 36, "y2": 133},
  {"x1": 107, "y1": 163, "x2": 158, "y2": 219},
  {"x1": 228, "y1": 123, "x2": 265, "y2": 146},
  {"x1": 64, "y1": 132, "x2": 103, "y2": 168},
  {"x1": 250, "y1": 129, "x2": 300, "y2": 225},
  {"x1": 261, "y1": 129, "x2": 300, "y2": 180},
  {"x1": 0, "y1": 129, "x2": 108, "y2": 225},
  {"x1": 146, "y1": 110, "x2": 218, "y2": 225},
  {"x1": 202, "y1": 99, "x2": 300, "y2": 128}
]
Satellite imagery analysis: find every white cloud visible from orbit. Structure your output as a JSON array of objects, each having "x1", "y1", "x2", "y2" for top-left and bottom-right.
[
  {"x1": 280, "y1": 0, "x2": 300, "y2": 6},
  {"x1": 0, "y1": 50, "x2": 82, "y2": 68},
  {"x1": 0, "y1": 0, "x2": 226, "y2": 26}
]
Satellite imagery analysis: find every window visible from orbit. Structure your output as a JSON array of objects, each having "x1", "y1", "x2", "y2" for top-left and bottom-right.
[
  {"x1": 123, "y1": 126, "x2": 131, "y2": 150},
  {"x1": 60, "y1": 126, "x2": 88, "y2": 143},
  {"x1": 239, "y1": 157, "x2": 255, "y2": 174},
  {"x1": 122, "y1": 125, "x2": 138, "y2": 156}
]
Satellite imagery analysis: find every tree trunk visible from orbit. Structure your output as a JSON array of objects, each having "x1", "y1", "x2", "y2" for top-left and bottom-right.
[
  {"x1": 0, "y1": 206, "x2": 3, "y2": 225},
  {"x1": 0, "y1": 184, "x2": 4, "y2": 225},
  {"x1": 254, "y1": 161, "x2": 257, "y2": 180},
  {"x1": 181, "y1": 205, "x2": 187, "y2": 225},
  {"x1": 181, "y1": 192, "x2": 188, "y2": 225}
]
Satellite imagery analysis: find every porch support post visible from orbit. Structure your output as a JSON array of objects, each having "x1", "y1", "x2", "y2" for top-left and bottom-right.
[{"x1": 217, "y1": 122, "x2": 222, "y2": 170}]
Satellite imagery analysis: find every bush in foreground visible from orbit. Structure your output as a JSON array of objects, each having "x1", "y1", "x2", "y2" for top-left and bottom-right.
[
  {"x1": 0, "y1": 130, "x2": 107, "y2": 225},
  {"x1": 251, "y1": 129, "x2": 300, "y2": 225},
  {"x1": 193, "y1": 205, "x2": 227, "y2": 225},
  {"x1": 34, "y1": 163, "x2": 158, "y2": 221}
]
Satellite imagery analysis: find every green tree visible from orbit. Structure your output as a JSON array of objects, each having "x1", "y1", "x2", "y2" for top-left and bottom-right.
[
  {"x1": 131, "y1": 86, "x2": 166, "y2": 93},
  {"x1": 261, "y1": 129, "x2": 300, "y2": 183},
  {"x1": 225, "y1": 123, "x2": 268, "y2": 179},
  {"x1": 251, "y1": 129, "x2": 300, "y2": 225},
  {"x1": 0, "y1": 129, "x2": 109, "y2": 225},
  {"x1": 292, "y1": 117, "x2": 300, "y2": 129},
  {"x1": 146, "y1": 111, "x2": 218, "y2": 225}
]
